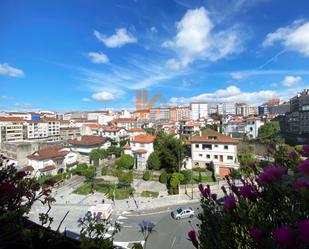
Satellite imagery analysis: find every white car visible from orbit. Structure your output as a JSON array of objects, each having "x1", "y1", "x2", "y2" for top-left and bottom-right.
[{"x1": 171, "y1": 207, "x2": 195, "y2": 220}]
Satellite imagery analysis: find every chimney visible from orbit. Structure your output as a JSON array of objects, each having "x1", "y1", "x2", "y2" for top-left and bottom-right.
[{"x1": 199, "y1": 130, "x2": 202, "y2": 136}]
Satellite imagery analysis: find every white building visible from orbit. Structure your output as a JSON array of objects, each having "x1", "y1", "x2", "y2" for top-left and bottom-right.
[
  {"x1": 112, "y1": 118, "x2": 137, "y2": 130},
  {"x1": 244, "y1": 117, "x2": 264, "y2": 139},
  {"x1": 191, "y1": 102, "x2": 208, "y2": 120},
  {"x1": 27, "y1": 144, "x2": 78, "y2": 176},
  {"x1": 68, "y1": 135, "x2": 111, "y2": 163},
  {"x1": 190, "y1": 129, "x2": 239, "y2": 177},
  {"x1": 46, "y1": 118, "x2": 60, "y2": 141},
  {"x1": 218, "y1": 103, "x2": 236, "y2": 115},
  {"x1": 102, "y1": 126, "x2": 127, "y2": 142},
  {"x1": 124, "y1": 134, "x2": 155, "y2": 171},
  {"x1": 8, "y1": 112, "x2": 31, "y2": 120},
  {"x1": 26, "y1": 120, "x2": 49, "y2": 140}
]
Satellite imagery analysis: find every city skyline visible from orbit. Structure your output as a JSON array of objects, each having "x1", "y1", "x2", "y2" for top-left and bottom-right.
[{"x1": 1, "y1": 0, "x2": 309, "y2": 112}]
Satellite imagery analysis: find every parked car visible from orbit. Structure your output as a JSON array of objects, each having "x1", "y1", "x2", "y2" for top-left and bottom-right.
[{"x1": 171, "y1": 206, "x2": 195, "y2": 220}]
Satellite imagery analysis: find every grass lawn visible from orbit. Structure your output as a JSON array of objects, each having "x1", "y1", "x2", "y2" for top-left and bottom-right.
[
  {"x1": 140, "y1": 191, "x2": 159, "y2": 198},
  {"x1": 192, "y1": 175, "x2": 214, "y2": 183},
  {"x1": 74, "y1": 182, "x2": 134, "y2": 200}
]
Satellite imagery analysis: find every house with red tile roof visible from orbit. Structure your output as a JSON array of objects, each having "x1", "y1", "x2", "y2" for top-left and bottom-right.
[
  {"x1": 190, "y1": 129, "x2": 239, "y2": 177},
  {"x1": 68, "y1": 135, "x2": 112, "y2": 163},
  {"x1": 102, "y1": 126, "x2": 127, "y2": 142},
  {"x1": 111, "y1": 118, "x2": 137, "y2": 130},
  {"x1": 124, "y1": 134, "x2": 155, "y2": 170},
  {"x1": 127, "y1": 127, "x2": 146, "y2": 137},
  {"x1": 27, "y1": 144, "x2": 78, "y2": 176}
]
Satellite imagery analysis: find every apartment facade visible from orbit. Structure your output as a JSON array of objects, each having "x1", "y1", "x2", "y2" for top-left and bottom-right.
[
  {"x1": 191, "y1": 102, "x2": 208, "y2": 120},
  {"x1": 149, "y1": 108, "x2": 170, "y2": 122},
  {"x1": 170, "y1": 107, "x2": 191, "y2": 122},
  {"x1": 190, "y1": 129, "x2": 239, "y2": 177},
  {"x1": 0, "y1": 117, "x2": 25, "y2": 143}
]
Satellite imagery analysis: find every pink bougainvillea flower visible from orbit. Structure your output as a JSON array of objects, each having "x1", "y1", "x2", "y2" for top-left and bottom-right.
[
  {"x1": 187, "y1": 230, "x2": 198, "y2": 248},
  {"x1": 198, "y1": 183, "x2": 204, "y2": 193},
  {"x1": 14, "y1": 171, "x2": 27, "y2": 180},
  {"x1": 257, "y1": 167, "x2": 286, "y2": 184},
  {"x1": 301, "y1": 144, "x2": 309, "y2": 157},
  {"x1": 240, "y1": 185, "x2": 257, "y2": 201},
  {"x1": 297, "y1": 219, "x2": 309, "y2": 246},
  {"x1": 297, "y1": 159, "x2": 309, "y2": 176},
  {"x1": 223, "y1": 195, "x2": 236, "y2": 210},
  {"x1": 249, "y1": 228, "x2": 263, "y2": 245},
  {"x1": 293, "y1": 178, "x2": 309, "y2": 190},
  {"x1": 272, "y1": 225, "x2": 294, "y2": 248},
  {"x1": 202, "y1": 185, "x2": 210, "y2": 198},
  {"x1": 248, "y1": 163, "x2": 257, "y2": 170},
  {"x1": 288, "y1": 150, "x2": 298, "y2": 160},
  {"x1": 0, "y1": 182, "x2": 17, "y2": 193},
  {"x1": 211, "y1": 193, "x2": 217, "y2": 201}
]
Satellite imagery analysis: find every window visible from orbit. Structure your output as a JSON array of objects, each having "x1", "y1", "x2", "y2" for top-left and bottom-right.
[
  {"x1": 199, "y1": 154, "x2": 203, "y2": 157},
  {"x1": 195, "y1": 144, "x2": 199, "y2": 148},
  {"x1": 140, "y1": 143, "x2": 145, "y2": 147},
  {"x1": 214, "y1": 144, "x2": 218, "y2": 148},
  {"x1": 250, "y1": 127, "x2": 253, "y2": 131},
  {"x1": 214, "y1": 155, "x2": 218, "y2": 159},
  {"x1": 206, "y1": 154, "x2": 210, "y2": 159},
  {"x1": 202, "y1": 144, "x2": 212, "y2": 150},
  {"x1": 224, "y1": 145, "x2": 228, "y2": 150},
  {"x1": 227, "y1": 156, "x2": 233, "y2": 160}
]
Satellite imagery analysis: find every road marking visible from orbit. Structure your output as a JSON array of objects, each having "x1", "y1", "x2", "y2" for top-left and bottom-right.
[
  {"x1": 117, "y1": 216, "x2": 128, "y2": 220},
  {"x1": 122, "y1": 211, "x2": 131, "y2": 215},
  {"x1": 126, "y1": 209, "x2": 171, "y2": 217},
  {"x1": 122, "y1": 225, "x2": 133, "y2": 228},
  {"x1": 171, "y1": 236, "x2": 176, "y2": 248}
]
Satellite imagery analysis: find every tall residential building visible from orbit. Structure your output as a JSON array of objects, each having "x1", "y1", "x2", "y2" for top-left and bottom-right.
[
  {"x1": 217, "y1": 103, "x2": 236, "y2": 115},
  {"x1": 0, "y1": 117, "x2": 25, "y2": 143},
  {"x1": 170, "y1": 107, "x2": 191, "y2": 122},
  {"x1": 190, "y1": 102, "x2": 208, "y2": 120},
  {"x1": 26, "y1": 121, "x2": 49, "y2": 140},
  {"x1": 149, "y1": 108, "x2": 170, "y2": 122}
]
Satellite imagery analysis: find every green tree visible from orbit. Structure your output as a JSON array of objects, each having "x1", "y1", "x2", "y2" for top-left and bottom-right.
[
  {"x1": 143, "y1": 171, "x2": 151, "y2": 181},
  {"x1": 159, "y1": 170, "x2": 168, "y2": 184},
  {"x1": 181, "y1": 170, "x2": 193, "y2": 184},
  {"x1": 238, "y1": 153, "x2": 257, "y2": 176},
  {"x1": 257, "y1": 121, "x2": 281, "y2": 144},
  {"x1": 116, "y1": 154, "x2": 134, "y2": 170},
  {"x1": 144, "y1": 127, "x2": 155, "y2": 135},
  {"x1": 274, "y1": 144, "x2": 301, "y2": 169},
  {"x1": 107, "y1": 145, "x2": 123, "y2": 157},
  {"x1": 119, "y1": 139, "x2": 130, "y2": 147},
  {"x1": 117, "y1": 170, "x2": 133, "y2": 184},
  {"x1": 170, "y1": 173, "x2": 184, "y2": 188},
  {"x1": 147, "y1": 151, "x2": 161, "y2": 170}
]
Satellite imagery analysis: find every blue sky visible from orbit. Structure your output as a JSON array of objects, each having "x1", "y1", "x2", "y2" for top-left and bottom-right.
[{"x1": 1, "y1": 0, "x2": 309, "y2": 111}]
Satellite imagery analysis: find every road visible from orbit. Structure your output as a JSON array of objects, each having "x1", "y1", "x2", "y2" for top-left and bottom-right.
[{"x1": 114, "y1": 203, "x2": 200, "y2": 249}]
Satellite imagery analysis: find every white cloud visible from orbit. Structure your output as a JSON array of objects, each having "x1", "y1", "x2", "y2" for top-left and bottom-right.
[
  {"x1": 263, "y1": 20, "x2": 309, "y2": 56},
  {"x1": 88, "y1": 52, "x2": 109, "y2": 64},
  {"x1": 163, "y1": 7, "x2": 242, "y2": 70},
  {"x1": 281, "y1": 75, "x2": 302, "y2": 87},
  {"x1": 92, "y1": 91, "x2": 115, "y2": 102},
  {"x1": 94, "y1": 28, "x2": 137, "y2": 48},
  {"x1": 231, "y1": 72, "x2": 246, "y2": 80},
  {"x1": 169, "y1": 85, "x2": 283, "y2": 105},
  {"x1": 0, "y1": 63, "x2": 24, "y2": 77},
  {"x1": 14, "y1": 103, "x2": 32, "y2": 109},
  {"x1": 82, "y1": 98, "x2": 90, "y2": 102},
  {"x1": 150, "y1": 26, "x2": 157, "y2": 33}
]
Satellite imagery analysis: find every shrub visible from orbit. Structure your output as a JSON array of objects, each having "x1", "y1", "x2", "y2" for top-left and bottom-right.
[
  {"x1": 143, "y1": 171, "x2": 151, "y2": 181},
  {"x1": 159, "y1": 170, "x2": 168, "y2": 184},
  {"x1": 116, "y1": 154, "x2": 134, "y2": 170},
  {"x1": 189, "y1": 144, "x2": 309, "y2": 249},
  {"x1": 147, "y1": 151, "x2": 161, "y2": 170},
  {"x1": 181, "y1": 170, "x2": 193, "y2": 184},
  {"x1": 117, "y1": 170, "x2": 133, "y2": 184},
  {"x1": 141, "y1": 191, "x2": 159, "y2": 198},
  {"x1": 101, "y1": 167, "x2": 107, "y2": 176}
]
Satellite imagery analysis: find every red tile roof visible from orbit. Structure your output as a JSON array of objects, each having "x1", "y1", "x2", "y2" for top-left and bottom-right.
[
  {"x1": 0, "y1": 117, "x2": 25, "y2": 122},
  {"x1": 28, "y1": 144, "x2": 69, "y2": 160},
  {"x1": 68, "y1": 135, "x2": 108, "y2": 146},
  {"x1": 103, "y1": 126, "x2": 123, "y2": 132},
  {"x1": 86, "y1": 124, "x2": 103, "y2": 129},
  {"x1": 112, "y1": 118, "x2": 136, "y2": 123},
  {"x1": 132, "y1": 134, "x2": 155, "y2": 143},
  {"x1": 190, "y1": 129, "x2": 239, "y2": 144},
  {"x1": 134, "y1": 149, "x2": 147, "y2": 153},
  {"x1": 246, "y1": 116, "x2": 260, "y2": 121},
  {"x1": 39, "y1": 165, "x2": 57, "y2": 172},
  {"x1": 127, "y1": 127, "x2": 144, "y2": 132}
]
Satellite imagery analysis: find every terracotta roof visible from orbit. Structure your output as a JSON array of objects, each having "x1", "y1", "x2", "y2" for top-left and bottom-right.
[
  {"x1": 186, "y1": 122, "x2": 201, "y2": 127},
  {"x1": 103, "y1": 126, "x2": 122, "y2": 132},
  {"x1": 27, "y1": 144, "x2": 69, "y2": 161},
  {"x1": 246, "y1": 116, "x2": 260, "y2": 121},
  {"x1": 191, "y1": 129, "x2": 239, "y2": 144},
  {"x1": 134, "y1": 149, "x2": 147, "y2": 153},
  {"x1": 60, "y1": 127, "x2": 80, "y2": 131},
  {"x1": 68, "y1": 135, "x2": 108, "y2": 146},
  {"x1": 112, "y1": 118, "x2": 136, "y2": 123},
  {"x1": 74, "y1": 119, "x2": 97, "y2": 123},
  {"x1": 42, "y1": 117, "x2": 60, "y2": 122},
  {"x1": 132, "y1": 134, "x2": 155, "y2": 143},
  {"x1": 0, "y1": 117, "x2": 25, "y2": 122},
  {"x1": 86, "y1": 124, "x2": 103, "y2": 129},
  {"x1": 127, "y1": 127, "x2": 144, "y2": 132},
  {"x1": 39, "y1": 165, "x2": 56, "y2": 172}
]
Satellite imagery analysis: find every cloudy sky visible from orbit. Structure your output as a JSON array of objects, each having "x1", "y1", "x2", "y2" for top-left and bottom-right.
[{"x1": 1, "y1": 0, "x2": 309, "y2": 111}]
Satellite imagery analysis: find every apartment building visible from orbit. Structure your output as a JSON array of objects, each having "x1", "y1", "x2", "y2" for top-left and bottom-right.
[
  {"x1": 149, "y1": 108, "x2": 170, "y2": 122},
  {"x1": 218, "y1": 103, "x2": 236, "y2": 115},
  {"x1": 170, "y1": 107, "x2": 191, "y2": 122},
  {"x1": 191, "y1": 102, "x2": 208, "y2": 120},
  {"x1": 0, "y1": 117, "x2": 25, "y2": 143},
  {"x1": 60, "y1": 127, "x2": 81, "y2": 141},
  {"x1": 8, "y1": 112, "x2": 31, "y2": 120},
  {"x1": 190, "y1": 129, "x2": 239, "y2": 177},
  {"x1": 112, "y1": 118, "x2": 137, "y2": 130},
  {"x1": 26, "y1": 120, "x2": 49, "y2": 140},
  {"x1": 46, "y1": 118, "x2": 60, "y2": 141}
]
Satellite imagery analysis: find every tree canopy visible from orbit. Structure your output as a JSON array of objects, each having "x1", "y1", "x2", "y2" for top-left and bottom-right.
[
  {"x1": 257, "y1": 121, "x2": 281, "y2": 144},
  {"x1": 115, "y1": 154, "x2": 134, "y2": 170},
  {"x1": 147, "y1": 151, "x2": 161, "y2": 170}
]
